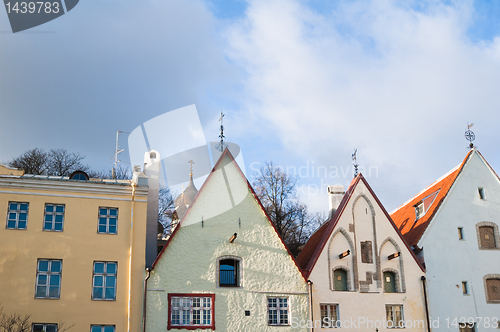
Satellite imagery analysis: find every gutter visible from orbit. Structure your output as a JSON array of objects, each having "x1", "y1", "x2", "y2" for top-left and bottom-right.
[
  {"x1": 421, "y1": 276, "x2": 431, "y2": 332},
  {"x1": 143, "y1": 268, "x2": 151, "y2": 332},
  {"x1": 127, "y1": 183, "x2": 136, "y2": 332},
  {"x1": 308, "y1": 280, "x2": 314, "y2": 332}
]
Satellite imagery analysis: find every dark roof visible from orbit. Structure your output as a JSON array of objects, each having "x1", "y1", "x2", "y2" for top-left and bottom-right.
[
  {"x1": 297, "y1": 173, "x2": 424, "y2": 278},
  {"x1": 390, "y1": 150, "x2": 472, "y2": 247}
]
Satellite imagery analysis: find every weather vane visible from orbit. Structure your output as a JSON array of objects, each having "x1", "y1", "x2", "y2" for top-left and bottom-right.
[
  {"x1": 188, "y1": 160, "x2": 195, "y2": 177},
  {"x1": 352, "y1": 149, "x2": 359, "y2": 177},
  {"x1": 216, "y1": 111, "x2": 226, "y2": 152},
  {"x1": 465, "y1": 123, "x2": 475, "y2": 149}
]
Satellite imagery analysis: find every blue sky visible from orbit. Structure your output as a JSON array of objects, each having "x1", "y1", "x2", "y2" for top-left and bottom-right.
[{"x1": 1, "y1": 0, "x2": 500, "y2": 215}]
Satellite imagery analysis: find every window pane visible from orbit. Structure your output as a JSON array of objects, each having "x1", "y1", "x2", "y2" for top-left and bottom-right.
[
  {"x1": 38, "y1": 260, "x2": 49, "y2": 272},
  {"x1": 9, "y1": 203, "x2": 18, "y2": 210},
  {"x1": 19, "y1": 213, "x2": 27, "y2": 221},
  {"x1": 110, "y1": 209, "x2": 117, "y2": 216},
  {"x1": 91, "y1": 327, "x2": 102, "y2": 332},
  {"x1": 51, "y1": 261, "x2": 61, "y2": 272},
  {"x1": 46, "y1": 205, "x2": 54, "y2": 213},
  {"x1": 45, "y1": 214, "x2": 53, "y2": 222},
  {"x1": 49, "y1": 275, "x2": 60, "y2": 286},
  {"x1": 93, "y1": 287, "x2": 103, "y2": 299},
  {"x1": 54, "y1": 222, "x2": 63, "y2": 231},
  {"x1": 106, "y1": 263, "x2": 116, "y2": 274},
  {"x1": 100, "y1": 208, "x2": 108, "y2": 215},
  {"x1": 18, "y1": 221, "x2": 26, "y2": 229},
  {"x1": 7, "y1": 220, "x2": 16, "y2": 228},
  {"x1": 105, "y1": 287, "x2": 115, "y2": 299},
  {"x1": 56, "y1": 205, "x2": 64, "y2": 213},
  {"x1": 49, "y1": 285, "x2": 59, "y2": 298},
  {"x1": 94, "y1": 263, "x2": 104, "y2": 273},
  {"x1": 37, "y1": 274, "x2": 47, "y2": 285},
  {"x1": 36, "y1": 285, "x2": 47, "y2": 297},
  {"x1": 55, "y1": 215, "x2": 63, "y2": 223},
  {"x1": 44, "y1": 222, "x2": 53, "y2": 230},
  {"x1": 108, "y1": 226, "x2": 117, "y2": 234},
  {"x1": 33, "y1": 325, "x2": 44, "y2": 332},
  {"x1": 20, "y1": 204, "x2": 28, "y2": 211},
  {"x1": 9, "y1": 212, "x2": 17, "y2": 220},
  {"x1": 103, "y1": 326, "x2": 115, "y2": 332},
  {"x1": 109, "y1": 218, "x2": 117, "y2": 226},
  {"x1": 94, "y1": 276, "x2": 103, "y2": 287}
]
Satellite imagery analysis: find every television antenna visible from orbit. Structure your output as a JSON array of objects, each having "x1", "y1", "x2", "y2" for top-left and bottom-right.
[{"x1": 113, "y1": 130, "x2": 129, "y2": 179}]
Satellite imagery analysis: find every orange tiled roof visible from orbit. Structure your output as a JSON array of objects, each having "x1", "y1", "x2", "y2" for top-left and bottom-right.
[{"x1": 390, "y1": 151, "x2": 472, "y2": 247}]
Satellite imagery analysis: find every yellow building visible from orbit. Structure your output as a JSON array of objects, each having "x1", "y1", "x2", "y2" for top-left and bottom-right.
[{"x1": 0, "y1": 163, "x2": 150, "y2": 332}]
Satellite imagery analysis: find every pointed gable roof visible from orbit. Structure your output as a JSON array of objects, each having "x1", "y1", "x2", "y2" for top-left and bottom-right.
[
  {"x1": 390, "y1": 150, "x2": 473, "y2": 248},
  {"x1": 152, "y1": 148, "x2": 306, "y2": 279},
  {"x1": 297, "y1": 173, "x2": 424, "y2": 278}
]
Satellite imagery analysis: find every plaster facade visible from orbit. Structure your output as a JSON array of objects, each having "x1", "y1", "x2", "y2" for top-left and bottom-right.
[
  {"x1": 301, "y1": 175, "x2": 427, "y2": 331},
  {"x1": 0, "y1": 172, "x2": 149, "y2": 331},
  {"x1": 415, "y1": 151, "x2": 500, "y2": 331},
  {"x1": 146, "y1": 151, "x2": 308, "y2": 331}
]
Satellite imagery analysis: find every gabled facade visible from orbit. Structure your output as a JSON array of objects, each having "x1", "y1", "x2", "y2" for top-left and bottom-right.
[
  {"x1": 391, "y1": 149, "x2": 500, "y2": 331},
  {"x1": 298, "y1": 174, "x2": 427, "y2": 331},
  {"x1": 145, "y1": 149, "x2": 308, "y2": 331},
  {"x1": 0, "y1": 166, "x2": 150, "y2": 332}
]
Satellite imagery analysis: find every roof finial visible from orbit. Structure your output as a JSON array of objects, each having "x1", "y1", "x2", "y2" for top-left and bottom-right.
[
  {"x1": 465, "y1": 123, "x2": 475, "y2": 149},
  {"x1": 188, "y1": 160, "x2": 195, "y2": 177},
  {"x1": 352, "y1": 149, "x2": 359, "y2": 177},
  {"x1": 216, "y1": 111, "x2": 226, "y2": 152}
]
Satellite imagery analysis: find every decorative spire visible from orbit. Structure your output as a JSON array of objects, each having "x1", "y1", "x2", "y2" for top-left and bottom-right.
[
  {"x1": 217, "y1": 111, "x2": 226, "y2": 152},
  {"x1": 188, "y1": 160, "x2": 195, "y2": 178},
  {"x1": 465, "y1": 123, "x2": 475, "y2": 149},
  {"x1": 352, "y1": 149, "x2": 359, "y2": 177}
]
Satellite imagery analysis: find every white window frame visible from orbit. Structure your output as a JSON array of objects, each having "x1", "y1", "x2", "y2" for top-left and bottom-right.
[
  {"x1": 320, "y1": 303, "x2": 339, "y2": 328},
  {"x1": 90, "y1": 325, "x2": 115, "y2": 332},
  {"x1": 6, "y1": 201, "x2": 29, "y2": 229},
  {"x1": 386, "y1": 304, "x2": 404, "y2": 329},
  {"x1": 35, "y1": 259, "x2": 62, "y2": 299},
  {"x1": 267, "y1": 297, "x2": 289, "y2": 326},
  {"x1": 97, "y1": 207, "x2": 118, "y2": 234},
  {"x1": 32, "y1": 323, "x2": 58, "y2": 332},
  {"x1": 169, "y1": 295, "x2": 214, "y2": 328},
  {"x1": 43, "y1": 204, "x2": 65, "y2": 232},
  {"x1": 92, "y1": 261, "x2": 117, "y2": 301}
]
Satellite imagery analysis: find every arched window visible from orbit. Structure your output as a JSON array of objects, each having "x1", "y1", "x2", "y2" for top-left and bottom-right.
[
  {"x1": 217, "y1": 257, "x2": 241, "y2": 287},
  {"x1": 384, "y1": 271, "x2": 397, "y2": 293},
  {"x1": 333, "y1": 269, "x2": 348, "y2": 291}
]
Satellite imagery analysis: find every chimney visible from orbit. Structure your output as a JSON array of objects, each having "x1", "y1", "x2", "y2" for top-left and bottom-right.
[
  {"x1": 328, "y1": 185, "x2": 345, "y2": 217},
  {"x1": 143, "y1": 150, "x2": 161, "y2": 268}
]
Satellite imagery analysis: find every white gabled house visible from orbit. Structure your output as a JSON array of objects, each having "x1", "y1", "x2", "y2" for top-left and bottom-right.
[
  {"x1": 145, "y1": 149, "x2": 308, "y2": 331},
  {"x1": 297, "y1": 173, "x2": 427, "y2": 331},
  {"x1": 391, "y1": 149, "x2": 500, "y2": 332}
]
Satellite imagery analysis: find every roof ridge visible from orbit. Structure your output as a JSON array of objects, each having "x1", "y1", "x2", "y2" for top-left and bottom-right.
[{"x1": 389, "y1": 164, "x2": 460, "y2": 215}]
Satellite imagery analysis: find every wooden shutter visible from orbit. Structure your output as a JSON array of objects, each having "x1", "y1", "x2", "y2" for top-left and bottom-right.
[
  {"x1": 486, "y1": 278, "x2": 500, "y2": 302},
  {"x1": 334, "y1": 269, "x2": 347, "y2": 291},
  {"x1": 479, "y1": 226, "x2": 496, "y2": 249}
]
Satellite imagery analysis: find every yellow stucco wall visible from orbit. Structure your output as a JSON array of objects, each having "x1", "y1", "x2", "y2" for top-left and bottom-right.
[
  {"x1": 0, "y1": 177, "x2": 148, "y2": 331},
  {"x1": 146, "y1": 155, "x2": 308, "y2": 331}
]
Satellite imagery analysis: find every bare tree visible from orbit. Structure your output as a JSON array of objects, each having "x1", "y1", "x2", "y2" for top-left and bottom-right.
[
  {"x1": 88, "y1": 166, "x2": 131, "y2": 180},
  {"x1": 253, "y1": 162, "x2": 323, "y2": 256},
  {"x1": 8, "y1": 148, "x2": 48, "y2": 175},
  {"x1": 0, "y1": 307, "x2": 30, "y2": 332},
  {"x1": 46, "y1": 149, "x2": 89, "y2": 176},
  {"x1": 157, "y1": 186, "x2": 176, "y2": 237}
]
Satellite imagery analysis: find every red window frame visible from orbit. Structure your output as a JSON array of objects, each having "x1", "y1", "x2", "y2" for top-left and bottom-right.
[{"x1": 167, "y1": 293, "x2": 215, "y2": 330}]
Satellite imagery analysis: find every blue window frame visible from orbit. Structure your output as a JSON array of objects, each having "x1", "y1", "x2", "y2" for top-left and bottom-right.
[
  {"x1": 92, "y1": 262, "x2": 117, "y2": 300},
  {"x1": 98, "y1": 208, "x2": 118, "y2": 234},
  {"x1": 35, "y1": 259, "x2": 62, "y2": 299},
  {"x1": 6, "y1": 202, "x2": 29, "y2": 229},
  {"x1": 43, "y1": 204, "x2": 65, "y2": 231},
  {"x1": 91, "y1": 325, "x2": 115, "y2": 332}
]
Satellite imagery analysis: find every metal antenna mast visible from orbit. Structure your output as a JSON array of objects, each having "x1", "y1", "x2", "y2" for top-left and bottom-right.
[
  {"x1": 216, "y1": 112, "x2": 226, "y2": 152},
  {"x1": 465, "y1": 123, "x2": 475, "y2": 149},
  {"x1": 113, "y1": 130, "x2": 126, "y2": 179},
  {"x1": 352, "y1": 149, "x2": 359, "y2": 177}
]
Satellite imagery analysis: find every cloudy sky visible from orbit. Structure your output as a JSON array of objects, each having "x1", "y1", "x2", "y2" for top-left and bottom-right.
[{"x1": 1, "y1": 0, "x2": 500, "y2": 215}]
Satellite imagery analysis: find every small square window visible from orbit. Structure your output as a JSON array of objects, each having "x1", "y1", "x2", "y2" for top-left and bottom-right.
[
  {"x1": 92, "y1": 262, "x2": 117, "y2": 300},
  {"x1": 458, "y1": 227, "x2": 464, "y2": 240},
  {"x1": 91, "y1": 325, "x2": 115, "y2": 332},
  {"x1": 97, "y1": 208, "x2": 118, "y2": 234},
  {"x1": 6, "y1": 202, "x2": 29, "y2": 229},
  {"x1": 32, "y1": 323, "x2": 58, "y2": 332},
  {"x1": 35, "y1": 260, "x2": 62, "y2": 299},
  {"x1": 462, "y1": 281, "x2": 469, "y2": 295},
  {"x1": 43, "y1": 204, "x2": 65, "y2": 231},
  {"x1": 479, "y1": 188, "x2": 485, "y2": 200}
]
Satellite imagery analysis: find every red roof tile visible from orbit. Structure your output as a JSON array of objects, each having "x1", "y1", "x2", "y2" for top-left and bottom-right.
[{"x1": 390, "y1": 150, "x2": 473, "y2": 247}]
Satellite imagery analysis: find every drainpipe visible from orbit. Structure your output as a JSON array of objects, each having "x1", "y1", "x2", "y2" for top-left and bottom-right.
[
  {"x1": 128, "y1": 183, "x2": 136, "y2": 332},
  {"x1": 307, "y1": 280, "x2": 314, "y2": 332},
  {"x1": 421, "y1": 276, "x2": 431, "y2": 332},
  {"x1": 143, "y1": 267, "x2": 151, "y2": 332}
]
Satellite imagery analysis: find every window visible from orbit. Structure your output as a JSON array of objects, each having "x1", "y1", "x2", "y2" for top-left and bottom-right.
[
  {"x1": 415, "y1": 202, "x2": 424, "y2": 220},
  {"x1": 6, "y1": 202, "x2": 29, "y2": 229},
  {"x1": 320, "y1": 304, "x2": 339, "y2": 328},
  {"x1": 486, "y1": 278, "x2": 500, "y2": 302},
  {"x1": 479, "y1": 188, "x2": 485, "y2": 200},
  {"x1": 43, "y1": 204, "x2": 65, "y2": 231},
  {"x1": 167, "y1": 294, "x2": 215, "y2": 330},
  {"x1": 478, "y1": 226, "x2": 496, "y2": 249},
  {"x1": 360, "y1": 241, "x2": 373, "y2": 263},
  {"x1": 384, "y1": 272, "x2": 397, "y2": 293},
  {"x1": 35, "y1": 259, "x2": 62, "y2": 299},
  {"x1": 268, "y1": 297, "x2": 289, "y2": 326},
  {"x1": 219, "y1": 258, "x2": 239, "y2": 287},
  {"x1": 333, "y1": 269, "x2": 348, "y2": 291},
  {"x1": 32, "y1": 324, "x2": 57, "y2": 332},
  {"x1": 386, "y1": 305, "x2": 404, "y2": 328},
  {"x1": 98, "y1": 208, "x2": 118, "y2": 234},
  {"x1": 90, "y1": 325, "x2": 115, "y2": 332},
  {"x1": 458, "y1": 227, "x2": 464, "y2": 240},
  {"x1": 92, "y1": 262, "x2": 117, "y2": 300},
  {"x1": 462, "y1": 281, "x2": 469, "y2": 295}
]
